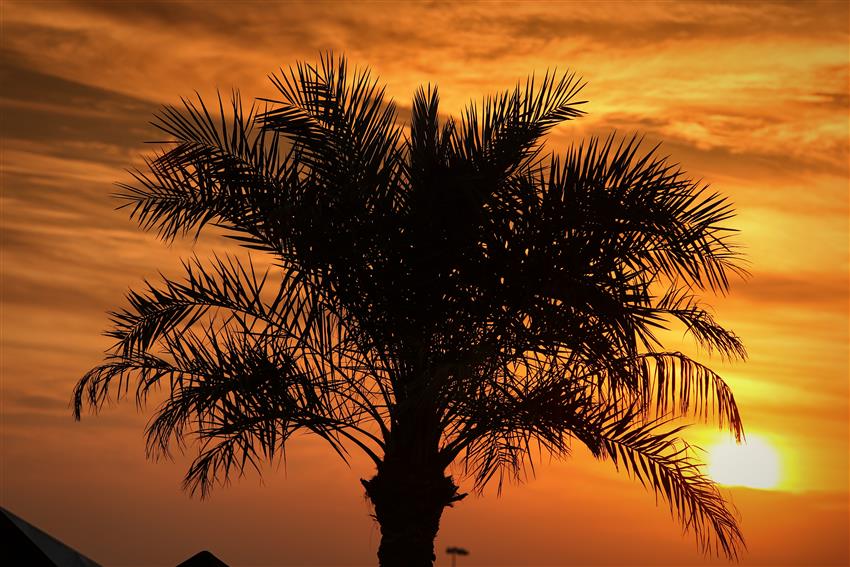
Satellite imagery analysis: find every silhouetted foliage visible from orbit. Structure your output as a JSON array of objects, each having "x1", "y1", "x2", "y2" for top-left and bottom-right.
[{"x1": 74, "y1": 54, "x2": 747, "y2": 566}]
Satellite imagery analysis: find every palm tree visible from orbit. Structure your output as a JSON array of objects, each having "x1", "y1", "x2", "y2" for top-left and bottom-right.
[{"x1": 74, "y1": 54, "x2": 747, "y2": 567}]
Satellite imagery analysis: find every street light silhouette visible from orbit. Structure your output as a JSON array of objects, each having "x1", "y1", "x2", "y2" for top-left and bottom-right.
[{"x1": 446, "y1": 547, "x2": 469, "y2": 567}]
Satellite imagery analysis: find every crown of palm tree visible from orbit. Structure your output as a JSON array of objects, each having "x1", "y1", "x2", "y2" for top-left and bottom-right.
[{"x1": 74, "y1": 53, "x2": 747, "y2": 560}]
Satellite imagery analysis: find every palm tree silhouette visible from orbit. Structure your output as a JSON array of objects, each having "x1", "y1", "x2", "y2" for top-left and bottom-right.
[{"x1": 74, "y1": 54, "x2": 747, "y2": 567}]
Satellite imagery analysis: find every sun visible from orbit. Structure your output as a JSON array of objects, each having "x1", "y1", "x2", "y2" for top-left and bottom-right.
[{"x1": 706, "y1": 434, "x2": 782, "y2": 490}]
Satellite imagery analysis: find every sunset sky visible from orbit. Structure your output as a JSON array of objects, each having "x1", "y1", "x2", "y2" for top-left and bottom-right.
[{"x1": 1, "y1": 1, "x2": 848, "y2": 566}]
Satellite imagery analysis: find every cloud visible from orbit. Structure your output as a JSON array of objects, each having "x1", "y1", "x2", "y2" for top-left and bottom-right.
[
  {"x1": 4, "y1": 1, "x2": 847, "y2": 185},
  {"x1": 734, "y1": 272, "x2": 849, "y2": 307},
  {"x1": 491, "y1": 1, "x2": 849, "y2": 49},
  {"x1": 0, "y1": 53, "x2": 158, "y2": 157}
]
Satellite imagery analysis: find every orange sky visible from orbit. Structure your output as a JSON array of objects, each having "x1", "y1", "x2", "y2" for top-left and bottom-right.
[{"x1": 1, "y1": 1, "x2": 848, "y2": 566}]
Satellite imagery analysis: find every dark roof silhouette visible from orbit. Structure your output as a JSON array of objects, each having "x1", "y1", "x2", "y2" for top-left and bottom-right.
[
  {"x1": 1, "y1": 507, "x2": 102, "y2": 567},
  {"x1": 176, "y1": 550, "x2": 230, "y2": 567}
]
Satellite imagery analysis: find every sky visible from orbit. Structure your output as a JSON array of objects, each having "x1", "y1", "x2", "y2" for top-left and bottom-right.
[{"x1": 1, "y1": 1, "x2": 848, "y2": 566}]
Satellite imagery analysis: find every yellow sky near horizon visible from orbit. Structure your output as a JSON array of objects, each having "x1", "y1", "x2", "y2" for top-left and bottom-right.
[{"x1": 1, "y1": 1, "x2": 848, "y2": 566}]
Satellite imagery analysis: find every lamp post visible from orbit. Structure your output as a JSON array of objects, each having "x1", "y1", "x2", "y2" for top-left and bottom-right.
[{"x1": 446, "y1": 546, "x2": 469, "y2": 567}]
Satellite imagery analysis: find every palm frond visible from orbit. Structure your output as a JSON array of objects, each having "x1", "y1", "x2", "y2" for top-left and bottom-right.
[
  {"x1": 106, "y1": 255, "x2": 306, "y2": 358},
  {"x1": 584, "y1": 351, "x2": 744, "y2": 441},
  {"x1": 444, "y1": 355, "x2": 590, "y2": 490},
  {"x1": 258, "y1": 53, "x2": 404, "y2": 210},
  {"x1": 538, "y1": 135, "x2": 746, "y2": 294},
  {"x1": 74, "y1": 255, "x2": 391, "y2": 455},
  {"x1": 655, "y1": 286, "x2": 747, "y2": 360},
  {"x1": 405, "y1": 85, "x2": 455, "y2": 189},
  {"x1": 118, "y1": 91, "x2": 295, "y2": 255},
  {"x1": 452, "y1": 69, "x2": 587, "y2": 180},
  {"x1": 146, "y1": 326, "x2": 383, "y2": 494},
  {"x1": 585, "y1": 411, "x2": 745, "y2": 559}
]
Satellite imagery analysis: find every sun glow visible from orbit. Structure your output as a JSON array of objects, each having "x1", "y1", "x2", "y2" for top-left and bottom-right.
[{"x1": 707, "y1": 434, "x2": 782, "y2": 490}]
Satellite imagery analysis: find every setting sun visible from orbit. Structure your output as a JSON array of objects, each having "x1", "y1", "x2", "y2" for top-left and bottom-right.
[{"x1": 707, "y1": 435, "x2": 782, "y2": 490}]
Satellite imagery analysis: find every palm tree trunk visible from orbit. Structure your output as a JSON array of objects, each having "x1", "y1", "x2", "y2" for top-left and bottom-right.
[{"x1": 362, "y1": 461, "x2": 460, "y2": 567}]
